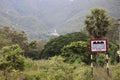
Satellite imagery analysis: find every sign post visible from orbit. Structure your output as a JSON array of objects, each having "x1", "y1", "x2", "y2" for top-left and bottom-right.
[
  {"x1": 90, "y1": 39, "x2": 108, "y2": 52},
  {"x1": 106, "y1": 52, "x2": 109, "y2": 76},
  {"x1": 90, "y1": 39, "x2": 109, "y2": 76},
  {"x1": 90, "y1": 53, "x2": 93, "y2": 77}
]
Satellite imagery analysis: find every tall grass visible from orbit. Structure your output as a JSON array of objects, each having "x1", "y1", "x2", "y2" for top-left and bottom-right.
[{"x1": 0, "y1": 56, "x2": 120, "y2": 80}]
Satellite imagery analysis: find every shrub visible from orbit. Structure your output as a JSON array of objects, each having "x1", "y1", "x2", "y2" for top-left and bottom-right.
[
  {"x1": 61, "y1": 41, "x2": 90, "y2": 64},
  {"x1": 97, "y1": 54, "x2": 106, "y2": 67},
  {"x1": 111, "y1": 64, "x2": 120, "y2": 80}
]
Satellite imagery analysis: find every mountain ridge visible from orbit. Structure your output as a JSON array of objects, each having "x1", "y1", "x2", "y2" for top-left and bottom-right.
[{"x1": 0, "y1": 0, "x2": 120, "y2": 40}]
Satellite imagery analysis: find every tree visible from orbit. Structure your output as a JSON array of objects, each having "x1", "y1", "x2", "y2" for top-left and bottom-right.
[
  {"x1": 61, "y1": 41, "x2": 90, "y2": 64},
  {"x1": 61, "y1": 41, "x2": 118, "y2": 64},
  {"x1": 28, "y1": 40, "x2": 45, "y2": 59},
  {"x1": 0, "y1": 44, "x2": 25, "y2": 80},
  {"x1": 0, "y1": 27, "x2": 28, "y2": 56},
  {"x1": 108, "y1": 42, "x2": 119, "y2": 64},
  {"x1": 0, "y1": 27, "x2": 12, "y2": 48},
  {"x1": 85, "y1": 8, "x2": 111, "y2": 38},
  {"x1": 107, "y1": 18, "x2": 119, "y2": 43},
  {"x1": 40, "y1": 32, "x2": 89, "y2": 59},
  {"x1": 85, "y1": 8, "x2": 112, "y2": 66}
]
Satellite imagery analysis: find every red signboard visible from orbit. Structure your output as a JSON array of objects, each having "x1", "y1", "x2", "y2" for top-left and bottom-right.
[{"x1": 90, "y1": 39, "x2": 108, "y2": 52}]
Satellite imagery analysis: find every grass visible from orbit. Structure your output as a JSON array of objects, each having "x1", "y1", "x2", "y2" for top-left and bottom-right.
[{"x1": 0, "y1": 57, "x2": 120, "y2": 80}]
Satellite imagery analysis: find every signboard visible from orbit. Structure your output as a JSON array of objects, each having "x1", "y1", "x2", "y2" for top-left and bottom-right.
[{"x1": 90, "y1": 39, "x2": 108, "y2": 52}]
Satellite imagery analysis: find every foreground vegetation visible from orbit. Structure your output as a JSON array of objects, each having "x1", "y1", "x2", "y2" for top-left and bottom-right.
[
  {"x1": 0, "y1": 56, "x2": 120, "y2": 80},
  {"x1": 0, "y1": 56, "x2": 92, "y2": 80}
]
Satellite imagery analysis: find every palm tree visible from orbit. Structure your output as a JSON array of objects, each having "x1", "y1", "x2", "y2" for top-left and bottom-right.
[{"x1": 85, "y1": 8, "x2": 111, "y2": 38}]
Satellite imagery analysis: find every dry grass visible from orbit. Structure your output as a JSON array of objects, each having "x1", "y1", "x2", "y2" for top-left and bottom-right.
[{"x1": 93, "y1": 67, "x2": 108, "y2": 80}]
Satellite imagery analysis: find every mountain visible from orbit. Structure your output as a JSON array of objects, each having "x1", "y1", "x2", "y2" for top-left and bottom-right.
[{"x1": 0, "y1": 0, "x2": 120, "y2": 40}]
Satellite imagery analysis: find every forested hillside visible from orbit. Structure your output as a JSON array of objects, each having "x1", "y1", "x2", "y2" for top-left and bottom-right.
[{"x1": 0, "y1": 0, "x2": 120, "y2": 40}]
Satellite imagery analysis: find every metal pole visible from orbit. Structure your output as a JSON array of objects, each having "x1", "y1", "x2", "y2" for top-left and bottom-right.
[
  {"x1": 106, "y1": 53, "x2": 110, "y2": 76},
  {"x1": 91, "y1": 54, "x2": 93, "y2": 77}
]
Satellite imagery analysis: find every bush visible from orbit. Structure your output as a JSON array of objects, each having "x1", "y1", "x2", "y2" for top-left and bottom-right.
[
  {"x1": 97, "y1": 54, "x2": 106, "y2": 67},
  {"x1": 108, "y1": 42, "x2": 118, "y2": 64},
  {"x1": 61, "y1": 41, "x2": 90, "y2": 64},
  {"x1": 111, "y1": 64, "x2": 120, "y2": 80},
  {"x1": 17, "y1": 56, "x2": 92, "y2": 80}
]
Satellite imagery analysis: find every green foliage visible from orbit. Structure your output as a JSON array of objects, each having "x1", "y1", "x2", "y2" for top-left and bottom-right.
[
  {"x1": 0, "y1": 44, "x2": 25, "y2": 71},
  {"x1": 24, "y1": 58, "x2": 36, "y2": 71},
  {"x1": 92, "y1": 42, "x2": 118, "y2": 65},
  {"x1": 107, "y1": 18, "x2": 119, "y2": 43},
  {"x1": 97, "y1": 54, "x2": 106, "y2": 67},
  {"x1": 111, "y1": 64, "x2": 120, "y2": 80},
  {"x1": 61, "y1": 41, "x2": 90, "y2": 64},
  {"x1": 0, "y1": 27, "x2": 13, "y2": 48},
  {"x1": 85, "y1": 8, "x2": 111, "y2": 38},
  {"x1": 62, "y1": 40, "x2": 118, "y2": 65},
  {"x1": 40, "y1": 32, "x2": 89, "y2": 59},
  {"x1": 0, "y1": 27, "x2": 28, "y2": 56},
  {"x1": 108, "y1": 42, "x2": 119, "y2": 64},
  {"x1": 0, "y1": 55, "x2": 120, "y2": 80},
  {"x1": 28, "y1": 40, "x2": 45, "y2": 59},
  {"x1": 0, "y1": 27, "x2": 46, "y2": 59},
  {"x1": 16, "y1": 56, "x2": 92, "y2": 80},
  {"x1": 0, "y1": 27, "x2": 45, "y2": 59},
  {"x1": 0, "y1": 44, "x2": 25, "y2": 80}
]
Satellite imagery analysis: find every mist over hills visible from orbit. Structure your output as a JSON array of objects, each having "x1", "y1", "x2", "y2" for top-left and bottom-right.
[{"x1": 0, "y1": 0, "x2": 120, "y2": 40}]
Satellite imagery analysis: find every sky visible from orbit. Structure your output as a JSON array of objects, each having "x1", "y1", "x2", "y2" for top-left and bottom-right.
[{"x1": 69, "y1": 0, "x2": 74, "y2": 2}]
